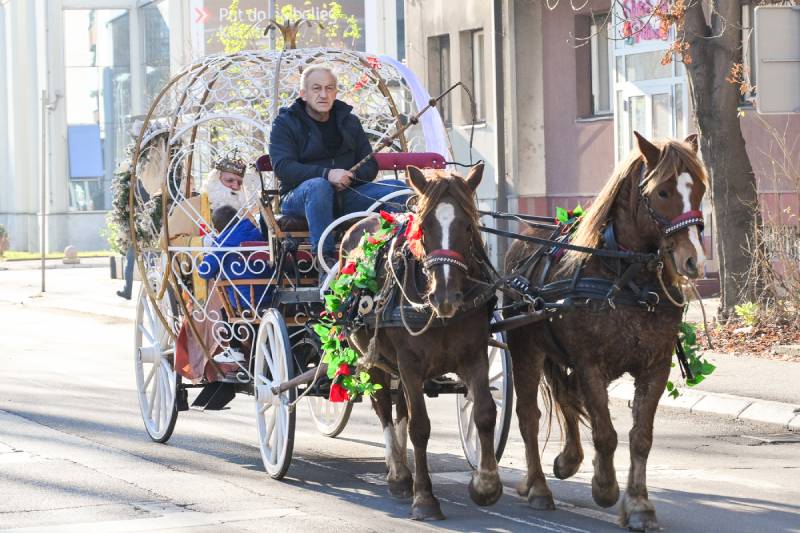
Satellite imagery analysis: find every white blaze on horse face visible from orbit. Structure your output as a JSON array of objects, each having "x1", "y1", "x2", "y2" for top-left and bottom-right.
[
  {"x1": 435, "y1": 202, "x2": 456, "y2": 281},
  {"x1": 677, "y1": 172, "x2": 706, "y2": 269}
]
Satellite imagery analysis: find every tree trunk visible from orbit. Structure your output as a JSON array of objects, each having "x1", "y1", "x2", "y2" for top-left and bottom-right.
[{"x1": 683, "y1": 1, "x2": 761, "y2": 319}]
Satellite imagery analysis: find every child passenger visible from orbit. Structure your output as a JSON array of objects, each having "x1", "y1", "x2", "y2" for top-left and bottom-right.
[{"x1": 199, "y1": 205, "x2": 274, "y2": 363}]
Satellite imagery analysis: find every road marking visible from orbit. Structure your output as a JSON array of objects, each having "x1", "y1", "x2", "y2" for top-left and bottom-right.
[
  {"x1": 438, "y1": 496, "x2": 593, "y2": 533},
  {"x1": 433, "y1": 470, "x2": 619, "y2": 526},
  {"x1": 3, "y1": 507, "x2": 304, "y2": 532}
]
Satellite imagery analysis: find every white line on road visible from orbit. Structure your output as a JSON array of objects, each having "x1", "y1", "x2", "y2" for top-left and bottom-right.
[{"x1": 2, "y1": 506, "x2": 305, "y2": 533}]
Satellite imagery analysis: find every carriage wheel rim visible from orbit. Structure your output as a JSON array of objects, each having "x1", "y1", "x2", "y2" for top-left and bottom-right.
[
  {"x1": 456, "y1": 316, "x2": 512, "y2": 469},
  {"x1": 255, "y1": 309, "x2": 294, "y2": 477},
  {"x1": 134, "y1": 287, "x2": 178, "y2": 441}
]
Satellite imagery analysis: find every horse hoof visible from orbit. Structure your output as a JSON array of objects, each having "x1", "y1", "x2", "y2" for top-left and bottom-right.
[
  {"x1": 411, "y1": 498, "x2": 446, "y2": 521},
  {"x1": 388, "y1": 477, "x2": 413, "y2": 500},
  {"x1": 626, "y1": 510, "x2": 659, "y2": 532},
  {"x1": 591, "y1": 478, "x2": 620, "y2": 508},
  {"x1": 468, "y1": 472, "x2": 502, "y2": 507},
  {"x1": 553, "y1": 453, "x2": 581, "y2": 480},
  {"x1": 527, "y1": 493, "x2": 556, "y2": 511}
]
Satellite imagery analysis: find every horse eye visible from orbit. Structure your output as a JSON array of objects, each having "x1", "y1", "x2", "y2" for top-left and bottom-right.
[{"x1": 658, "y1": 189, "x2": 669, "y2": 199}]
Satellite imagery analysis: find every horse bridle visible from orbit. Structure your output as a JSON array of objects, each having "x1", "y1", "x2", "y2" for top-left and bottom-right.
[
  {"x1": 638, "y1": 163, "x2": 705, "y2": 239},
  {"x1": 423, "y1": 249, "x2": 469, "y2": 272}
]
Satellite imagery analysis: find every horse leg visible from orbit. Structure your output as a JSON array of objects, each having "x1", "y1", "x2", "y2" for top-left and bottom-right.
[
  {"x1": 399, "y1": 365, "x2": 444, "y2": 521},
  {"x1": 394, "y1": 383, "x2": 409, "y2": 465},
  {"x1": 508, "y1": 331, "x2": 554, "y2": 510},
  {"x1": 369, "y1": 367, "x2": 412, "y2": 499},
  {"x1": 578, "y1": 367, "x2": 620, "y2": 508},
  {"x1": 542, "y1": 359, "x2": 585, "y2": 481},
  {"x1": 621, "y1": 360, "x2": 670, "y2": 531},
  {"x1": 462, "y1": 356, "x2": 502, "y2": 507}
]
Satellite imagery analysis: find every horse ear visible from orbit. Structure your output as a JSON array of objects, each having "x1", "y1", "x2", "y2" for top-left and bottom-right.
[
  {"x1": 406, "y1": 165, "x2": 428, "y2": 193},
  {"x1": 465, "y1": 163, "x2": 484, "y2": 192},
  {"x1": 684, "y1": 133, "x2": 699, "y2": 153},
  {"x1": 634, "y1": 130, "x2": 660, "y2": 168}
]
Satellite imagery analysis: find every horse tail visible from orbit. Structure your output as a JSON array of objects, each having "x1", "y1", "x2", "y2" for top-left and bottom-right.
[{"x1": 541, "y1": 358, "x2": 588, "y2": 443}]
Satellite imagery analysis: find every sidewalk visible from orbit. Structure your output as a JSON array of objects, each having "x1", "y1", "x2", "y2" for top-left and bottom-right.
[{"x1": 1, "y1": 263, "x2": 798, "y2": 430}]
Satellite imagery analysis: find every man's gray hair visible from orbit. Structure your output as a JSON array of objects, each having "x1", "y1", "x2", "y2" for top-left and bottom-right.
[{"x1": 300, "y1": 65, "x2": 338, "y2": 90}]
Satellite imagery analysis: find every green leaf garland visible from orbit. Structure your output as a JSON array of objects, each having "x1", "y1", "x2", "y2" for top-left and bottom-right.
[{"x1": 315, "y1": 211, "x2": 406, "y2": 401}]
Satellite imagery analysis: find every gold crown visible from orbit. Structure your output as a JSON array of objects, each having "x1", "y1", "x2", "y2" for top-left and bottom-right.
[{"x1": 214, "y1": 151, "x2": 247, "y2": 177}]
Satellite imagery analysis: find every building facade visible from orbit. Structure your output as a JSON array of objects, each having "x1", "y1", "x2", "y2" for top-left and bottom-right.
[
  {"x1": 404, "y1": 0, "x2": 800, "y2": 277},
  {"x1": 0, "y1": 0, "x2": 402, "y2": 252}
]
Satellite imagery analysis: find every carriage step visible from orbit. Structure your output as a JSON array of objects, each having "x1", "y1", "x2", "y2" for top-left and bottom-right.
[
  {"x1": 275, "y1": 287, "x2": 323, "y2": 304},
  {"x1": 423, "y1": 377, "x2": 467, "y2": 397},
  {"x1": 177, "y1": 387, "x2": 189, "y2": 411},
  {"x1": 191, "y1": 382, "x2": 236, "y2": 410}
]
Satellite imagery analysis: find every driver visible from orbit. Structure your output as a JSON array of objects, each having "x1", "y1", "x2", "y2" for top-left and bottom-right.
[{"x1": 269, "y1": 64, "x2": 406, "y2": 265}]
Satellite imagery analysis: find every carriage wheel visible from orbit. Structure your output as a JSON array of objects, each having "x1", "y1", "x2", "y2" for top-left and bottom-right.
[
  {"x1": 456, "y1": 313, "x2": 513, "y2": 469},
  {"x1": 307, "y1": 397, "x2": 353, "y2": 438},
  {"x1": 254, "y1": 309, "x2": 296, "y2": 479},
  {"x1": 134, "y1": 286, "x2": 179, "y2": 443}
]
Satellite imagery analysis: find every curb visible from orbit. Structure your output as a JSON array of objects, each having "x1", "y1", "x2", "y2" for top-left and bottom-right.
[{"x1": 608, "y1": 380, "x2": 800, "y2": 430}]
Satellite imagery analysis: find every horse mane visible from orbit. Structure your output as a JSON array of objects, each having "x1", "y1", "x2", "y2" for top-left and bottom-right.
[
  {"x1": 415, "y1": 170, "x2": 481, "y2": 229},
  {"x1": 560, "y1": 138, "x2": 708, "y2": 271}
]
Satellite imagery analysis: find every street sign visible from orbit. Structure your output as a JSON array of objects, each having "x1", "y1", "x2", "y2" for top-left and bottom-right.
[{"x1": 755, "y1": 6, "x2": 800, "y2": 114}]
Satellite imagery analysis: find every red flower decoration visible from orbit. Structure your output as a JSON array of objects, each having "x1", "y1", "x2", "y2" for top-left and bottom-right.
[
  {"x1": 199, "y1": 223, "x2": 210, "y2": 236},
  {"x1": 341, "y1": 262, "x2": 356, "y2": 275},
  {"x1": 404, "y1": 221, "x2": 422, "y2": 242},
  {"x1": 329, "y1": 383, "x2": 350, "y2": 403},
  {"x1": 335, "y1": 363, "x2": 351, "y2": 377},
  {"x1": 368, "y1": 235, "x2": 387, "y2": 245},
  {"x1": 380, "y1": 210, "x2": 395, "y2": 223}
]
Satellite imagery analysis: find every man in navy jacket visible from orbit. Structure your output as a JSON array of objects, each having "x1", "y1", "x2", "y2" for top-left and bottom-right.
[{"x1": 269, "y1": 65, "x2": 406, "y2": 263}]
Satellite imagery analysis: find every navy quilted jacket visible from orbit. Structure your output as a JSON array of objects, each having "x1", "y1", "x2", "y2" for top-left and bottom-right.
[{"x1": 269, "y1": 98, "x2": 378, "y2": 196}]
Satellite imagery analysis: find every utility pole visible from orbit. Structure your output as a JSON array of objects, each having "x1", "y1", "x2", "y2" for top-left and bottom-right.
[{"x1": 40, "y1": 89, "x2": 47, "y2": 293}]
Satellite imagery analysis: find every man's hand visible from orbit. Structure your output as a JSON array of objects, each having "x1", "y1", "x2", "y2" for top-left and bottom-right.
[{"x1": 327, "y1": 169, "x2": 353, "y2": 191}]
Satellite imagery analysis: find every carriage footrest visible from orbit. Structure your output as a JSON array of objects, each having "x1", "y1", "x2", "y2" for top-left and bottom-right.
[{"x1": 192, "y1": 382, "x2": 236, "y2": 410}]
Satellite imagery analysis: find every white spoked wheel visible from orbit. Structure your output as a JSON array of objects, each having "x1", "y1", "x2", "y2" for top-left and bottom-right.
[
  {"x1": 134, "y1": 285, "x2": 179, "y2": 443},
  {"x1": 457, "y1": 313, "x2": 513, "y2": 469},
  {"x1": 307, "y1": 396, "x2": 353, "y2": 438},
  {"x1": 254, "y1": 308, "x2": 296, "y2": 480}
]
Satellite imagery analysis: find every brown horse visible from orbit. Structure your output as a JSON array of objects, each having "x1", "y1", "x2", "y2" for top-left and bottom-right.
[
  {"x1": 505, "y1": 132, "x2": 707, "y2": 531},
  {"x1": 340, "y1": 164, "x2": 502, "y2": 520}
]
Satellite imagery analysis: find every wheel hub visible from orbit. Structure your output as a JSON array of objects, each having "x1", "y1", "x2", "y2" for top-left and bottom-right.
[{"x1": 139, "y1": 345, "x2": 162, "y2": 364}]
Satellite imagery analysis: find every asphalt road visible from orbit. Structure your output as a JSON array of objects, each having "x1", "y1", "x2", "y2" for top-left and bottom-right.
[{"x1": 1, "y1": 270, "x2": 799, "y2": 532}]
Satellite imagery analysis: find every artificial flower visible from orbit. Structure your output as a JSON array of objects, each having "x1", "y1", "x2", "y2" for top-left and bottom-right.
[
  {"x1": 341, "y1": 262, "x2": 356, "y2": 275},
  {"x1": 335, "y1": 363, "x2": 351, "y2": 377},
  {"x1": 380, "y1": 210, "x2": 395, "y2": 223},
  {"x1": 329, "y1": 383, "x2": 350, "y2": 402}
]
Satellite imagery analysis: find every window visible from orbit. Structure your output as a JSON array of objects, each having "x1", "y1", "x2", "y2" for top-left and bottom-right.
[
  {"x1": 142, "y1": 1, "x2": 171, "y2": 107},
  {"x1": 590, "y1": 14, "x2": 612, "y2": 114},
  {"x1": 460, "y1": 29, "x2": 486, "y2": 123},
  {"x1": 428, "y1": 34, "x2": 451, "y2": 125},
  {"x1": 64, "y1": 9, "x2": 130, "y2": 211}
]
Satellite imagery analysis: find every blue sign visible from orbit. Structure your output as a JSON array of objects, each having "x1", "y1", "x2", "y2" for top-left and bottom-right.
[{"x1": 68, "y1": 124, "x2": 104, "y2": 179}]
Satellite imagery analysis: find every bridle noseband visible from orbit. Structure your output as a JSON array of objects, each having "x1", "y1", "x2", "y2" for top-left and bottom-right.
[{"x1": 423, "y1": 249, "x2": 469, "y2": 273}]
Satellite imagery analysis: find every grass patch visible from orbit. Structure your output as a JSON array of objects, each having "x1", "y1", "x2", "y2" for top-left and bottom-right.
[{"x1": 1, "y1": 250, "x2": 115, "y2": 261}]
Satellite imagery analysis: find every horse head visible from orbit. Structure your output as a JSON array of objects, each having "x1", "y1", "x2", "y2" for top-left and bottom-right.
[
  {"x1": 406, "y1": 164, "x2": 484, "y2": 318},
  {"x1": 632, "y1": 131, "x2": 707, "y2": 280},
  {"x1": 562, "y1": 131, "x2": 708, "y2": 283}
]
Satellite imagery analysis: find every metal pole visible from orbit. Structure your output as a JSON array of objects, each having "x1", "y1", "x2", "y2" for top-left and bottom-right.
[{"x1": 40, "y1": 90, "x2": 47, "y2": 293}]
